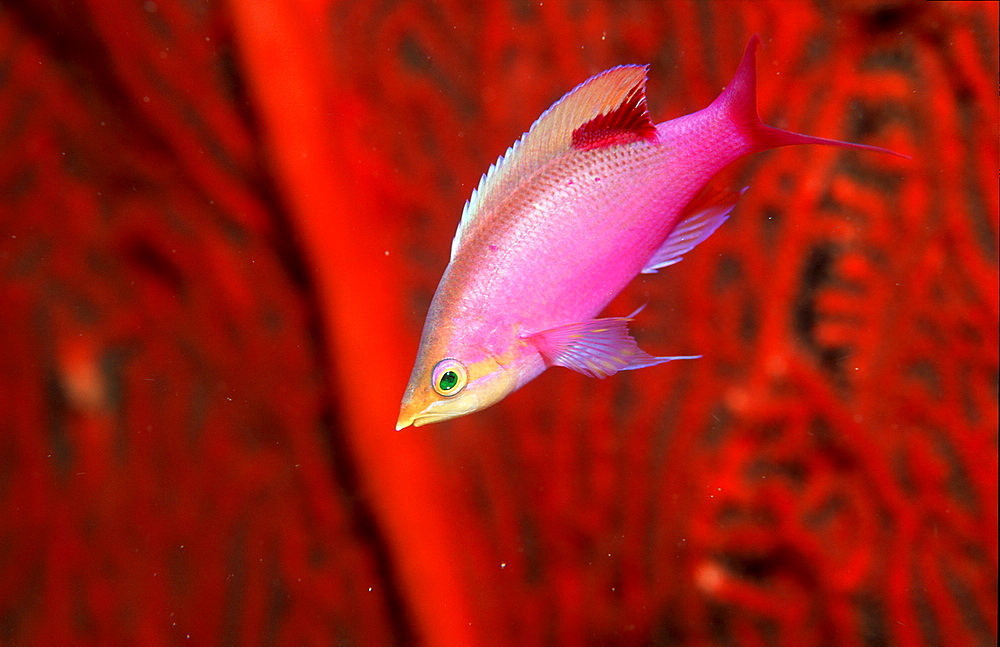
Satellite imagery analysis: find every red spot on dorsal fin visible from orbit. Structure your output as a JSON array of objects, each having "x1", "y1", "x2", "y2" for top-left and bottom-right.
[{"x1": 571, "y1": 81, "x2": 657, "y2": 150}]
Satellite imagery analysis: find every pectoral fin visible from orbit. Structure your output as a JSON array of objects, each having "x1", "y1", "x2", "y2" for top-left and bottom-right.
[
  {"x1": 642, "y1": 187, "x2": 747, "y2": 274},
  {"x1": 526, "y1": 311, "x2": 700, "y2": 378}
]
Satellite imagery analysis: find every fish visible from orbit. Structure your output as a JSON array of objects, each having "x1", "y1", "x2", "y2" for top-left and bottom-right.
[{"x1": 396, "y1": 36, "x2": 904, "y2": 430}]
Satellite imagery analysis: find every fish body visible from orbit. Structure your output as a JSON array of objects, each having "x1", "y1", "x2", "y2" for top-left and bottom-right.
[{"x1": 397, "y1": 37, "x2": 902, "y2": 429}]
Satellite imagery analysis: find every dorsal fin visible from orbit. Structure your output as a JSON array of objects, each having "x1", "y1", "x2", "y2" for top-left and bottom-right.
[
  {"x1": 452, "y1": 65, "x2": 655, "y2": 260},
  {"x1": 571, "y1": 82, "x2": 656, "y2": 150}
]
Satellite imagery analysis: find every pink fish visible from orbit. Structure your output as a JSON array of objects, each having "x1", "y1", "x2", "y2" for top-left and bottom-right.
[{"x1": 396, "y1": 36, "x2": 903, "y2": 429}]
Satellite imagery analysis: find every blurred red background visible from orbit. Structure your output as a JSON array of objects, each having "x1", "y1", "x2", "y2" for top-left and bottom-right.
[{"x1": 1, "y1": 1, "x2": 996, "y2": 645}]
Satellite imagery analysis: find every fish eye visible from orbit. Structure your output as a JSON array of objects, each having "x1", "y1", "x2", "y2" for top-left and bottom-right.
[{"x1": 431, "y1": 359, "x2": 467, "y2": 397}]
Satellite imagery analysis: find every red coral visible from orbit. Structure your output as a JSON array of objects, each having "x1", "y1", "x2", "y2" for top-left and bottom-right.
[{"x1": 1, "y1": 1, "x2": 996, "y2": 645}]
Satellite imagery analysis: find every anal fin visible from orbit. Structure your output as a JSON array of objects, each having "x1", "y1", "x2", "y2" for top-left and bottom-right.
[
  {"x1": 642, "y1": 187, "x2": 747, "y2": 274},
  {"x1": 526, "y1": 309, "x2": 700, "y2": 378}
]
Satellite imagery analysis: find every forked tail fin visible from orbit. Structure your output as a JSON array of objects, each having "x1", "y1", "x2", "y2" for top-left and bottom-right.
[{"x1": 712, "y1": 35, "x2": 909, "y2": 159}]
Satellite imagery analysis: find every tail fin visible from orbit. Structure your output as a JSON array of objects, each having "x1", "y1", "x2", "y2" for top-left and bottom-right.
[{"x1": 713, "y1": 35, "x2": 909, "y2": 159}]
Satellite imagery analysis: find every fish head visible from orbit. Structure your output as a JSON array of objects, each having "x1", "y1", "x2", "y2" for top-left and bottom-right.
[{"x1": 396, "y1": 323, "x2": 532, "y2": 429}]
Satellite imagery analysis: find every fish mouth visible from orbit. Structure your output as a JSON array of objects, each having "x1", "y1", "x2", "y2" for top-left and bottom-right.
[{"x1": 395, "y1": 396, "x2": 480, "y2": 430}]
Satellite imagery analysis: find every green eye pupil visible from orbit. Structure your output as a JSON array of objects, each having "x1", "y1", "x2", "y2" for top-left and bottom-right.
[{"x1": 439, "y1": 370, "x2": 459, "y2": 391}]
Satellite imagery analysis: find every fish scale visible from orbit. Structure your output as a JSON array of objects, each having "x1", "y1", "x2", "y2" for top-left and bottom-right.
[{"x1": 461, "y1": 146, "x2": 672, "y2": 316}]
